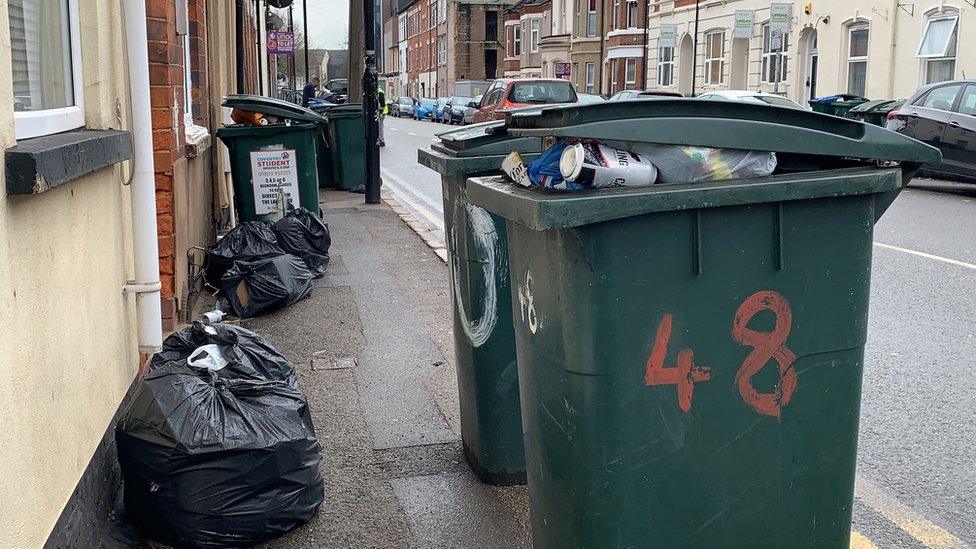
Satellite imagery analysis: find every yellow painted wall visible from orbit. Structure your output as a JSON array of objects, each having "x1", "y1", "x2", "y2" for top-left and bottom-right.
[{"x1": 0, "y1": 1, "x2": 139, "y2": 546}]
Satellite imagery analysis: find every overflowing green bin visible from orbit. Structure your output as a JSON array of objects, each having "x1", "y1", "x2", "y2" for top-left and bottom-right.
[
  {"x1": 418, "y1": 122, "x2": 542, "y2": 484},
  {"x1": 217, "y1": 95, "x2": 327, "y2": 222},
  {"x1": 322, "y1": 103, "x2": 366, "y2": 191},
  {"x1": 464, "y1": 101, "x2": 939, "y2": 547},
  {"x1": 848, "y1": 99, "x2": 904, "y2": 126}
]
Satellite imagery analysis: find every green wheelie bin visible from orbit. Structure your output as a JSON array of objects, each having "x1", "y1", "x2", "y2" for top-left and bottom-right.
[
  {"x1": 218, "y1": 95, "x2": 327, "y2": 221},
  {"x1": 848, "y1": 99, "x2": 905, "y2": 127},
  {"x1": 418, "y1": 122, "x2": 543, "y2": 484},
  {"x1": 463, "y1": 101, "x2": 940, "y2": 547},
  {"x1": 808, "y1": 93, "x2": 869, "y2": 117},
  {"x1": 322, "y1": 103, "x2": 366, "y2": 191}
]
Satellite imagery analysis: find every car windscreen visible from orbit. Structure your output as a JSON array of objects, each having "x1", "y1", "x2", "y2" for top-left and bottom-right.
[
  {"x1": 752, "y1": 95, "x2": 802, "y2": 109},
  {"x1": 508, "y1": 82, "x2": 576, "y2": 104},
  {"x1": 437, "y1": 98, "x2": 449, "y2": 105},
  {"x1": 420, "y1": 99, "x2": 436, "y2": 106},
  {"x1": 398, "y1": 98, "x2": 411, "y2": 104}
]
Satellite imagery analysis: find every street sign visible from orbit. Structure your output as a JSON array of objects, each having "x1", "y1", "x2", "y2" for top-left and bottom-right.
[
  {"x1": 733, "y1": 10, "x2": 755, "y2": 39},
  {"x1": 771, "y1": 29, "x2": 783, "y2": 50},
  {"x1": 659, "y1": 24, "x2": 677, "y2": 48},
  {"x1": 267, "y1": 31, "x2": 295, "y2": 55},
  {"x1": 769, "y1": 3, "x2": 791, "y2": 33},
  {"x1": 555, "y1": 62, "x2": 571, "y2": 78}
]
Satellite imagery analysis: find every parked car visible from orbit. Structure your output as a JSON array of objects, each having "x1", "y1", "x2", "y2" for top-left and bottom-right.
[
  {"x1": 577, "y1": 93, "x2": 606, "y2": 105},
  {"x1": 392, "y1": 96, "x2": 414, "y2": 117},
  {"x1": 473, "y1": 78, "x2": 578, "y2": 123},
  {"x1": 414, "y1": 98, "x2": 437, "y2": 120},
  {"x1": 609, "y1": 89, "x2": 683, "y2": 101},
  {"x1": 432, "y1": 97, "x2": 450, "y2": 122},
  {"x1": 886, "y1": 79, "x2": 976, "y2": 181},
  {"x1": 462, "y1": 95, "x2": 483, "y2": 125},
  {"x1": 321, "y1": 79, "x2": 348, "y2": 103},
  {"x1": 697, "y1": 90, "x2": 804, "y2": 109},
  {"x1": 443, "y1": 96, "x2": 473, "y2": 124}
]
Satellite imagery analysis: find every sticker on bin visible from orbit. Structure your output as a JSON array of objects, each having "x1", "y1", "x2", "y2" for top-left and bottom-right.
[
  {"x1": 250, "y1": 149, "x2": 301, "y2": 215},
  {"x1": 645, "y1": 290, "x2": 797, "y2": 418}
]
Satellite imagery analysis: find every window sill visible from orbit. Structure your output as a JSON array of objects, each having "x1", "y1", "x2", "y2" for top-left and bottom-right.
[
  {"x1": 184, "y1": 124, "x2": 212, "y2": 159},
  {"x1": 5, "y1": 129, "x2": 132, "y2": 196}
]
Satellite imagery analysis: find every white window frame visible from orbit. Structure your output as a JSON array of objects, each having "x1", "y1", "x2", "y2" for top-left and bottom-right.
[
  {"x1": 917, "y1": 11, "x2": 958, "y2": 85},
  {"x1": 438, "y1": 0, "x2": 447, "y2": 23},
  {"x1": 12, "y1": 0, "x2": 85, "y2": 139},
  {"x1": 610, "y1": 58, "x2": 618, "y2": 92},
  {"x1": 626, "y1": 0, "x2": 638, "y2": 28},
  {"x1": 530, "y1": 18, "x2": 540, "y2": 52},
  {"x1": 658, "y1": 45, "x2": 674, "y2": 86},
  {"x1": 761, "y1": 23, "x2": 789, "y2": 84},
  {"x1": 612, "y1": 0, "x2": 620, "y2": 28},
  {"x1": 585, "y1": 62, "x2": 595, "y2": 93},
  {"x1": 625, "y1": 57, "x2": 637, "y2": 89},
  {"x1": 704, "y1": 30, "x2": 725, "y2": 85},
  {"x1": 587, "y1": 0, "x2": 597, "y2": 36},
  {"x1": 514, "y1": 24, "x2": 522, "y2": 55},
  {"x1": 847, "y1": 24, "x2": 869, "y2": 96}
]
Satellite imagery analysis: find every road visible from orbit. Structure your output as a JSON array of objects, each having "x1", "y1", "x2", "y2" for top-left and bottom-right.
[{"x1": 381, "y1": 114, "x2": 976, "y2": 548}]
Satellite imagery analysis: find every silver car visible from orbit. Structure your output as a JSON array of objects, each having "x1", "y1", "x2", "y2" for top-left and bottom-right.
[
  {"x1": 462, "y1": 95, "x2": 483, "y2": 125},
  {"x1": 392, "y1": 96, "x2": 414, "y2": 117}
]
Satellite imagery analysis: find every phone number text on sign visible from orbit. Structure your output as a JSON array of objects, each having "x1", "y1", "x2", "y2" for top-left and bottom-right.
[
  {"x1": 249, "y1": 149, "x2": 301, "y2": 215},
  {"x1": 645, "y1": 290, "x2": 797, "y2": 418}
]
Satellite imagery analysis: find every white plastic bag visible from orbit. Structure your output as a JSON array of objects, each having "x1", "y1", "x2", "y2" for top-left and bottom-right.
[
  {"x1": 623, "y1": 143, "x2": 777, "y2": 184},
  {"x1": 187, "y1": 344, "x2": 229, "y2": 371}
]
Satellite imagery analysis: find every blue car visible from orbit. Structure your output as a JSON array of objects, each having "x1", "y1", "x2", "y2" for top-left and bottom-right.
[
  {"x1": 431, "y1": 97, "x2": 449, "y2": 122},
  {"x1": 414, "y1": 98, "x2": 436, "y2": 120}
]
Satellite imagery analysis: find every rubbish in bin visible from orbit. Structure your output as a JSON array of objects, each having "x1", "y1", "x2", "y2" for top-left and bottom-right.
[
  {"x1": 204, "y1": 221, "x2": 284, "y2": 287},
  {"x1": 149, "y1": 321, "x2": 297, "y2": 385},
  {"x1": 626, "y1": 143, "x2": 777, "y2": 184},
  {"x1": 272, "y1": 207, "x2": 331, "y2": 277},
  {"x1": 559, "y1": 140, "x2": 657, "y2": 188},
  {"x1": 219, "y1": 254, "x2": 314, "y2": 318},
  {"x1": 116, "y1": 359, "x2": 323, "y2": 547},
  {"x1": 526, "y1": 139, "x2": 570, "y2": 188}
]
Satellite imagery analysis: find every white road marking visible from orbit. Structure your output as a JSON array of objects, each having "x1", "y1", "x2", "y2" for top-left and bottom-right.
[
  {"x1": 408, "y1": 132, "x2": 417, "y2": 136},
  {"x1": 380, "y1": 168, "x2": 444, "y2": 231},
  {"x1": 389, "y1": 127, "x2": 398, "y2": 131},
  {"x1": 873, "y1": 242, "x2": 976, "y2": 271}
]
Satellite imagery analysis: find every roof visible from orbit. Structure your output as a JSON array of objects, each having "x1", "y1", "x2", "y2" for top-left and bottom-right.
[{"x1": 504, "y1": 0, "x2": 550, "y2": 14}]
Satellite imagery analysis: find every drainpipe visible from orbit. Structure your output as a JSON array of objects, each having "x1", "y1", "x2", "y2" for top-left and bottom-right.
[
  {"x1": 887, "y1": 0, "x2": 898, "y2": 98},
  {"x1": 236, "y1": 0, "x2": 247, "y2": 92},
  {"x1": 122, "y1": 0, "x2": 163, "y2": 353}
]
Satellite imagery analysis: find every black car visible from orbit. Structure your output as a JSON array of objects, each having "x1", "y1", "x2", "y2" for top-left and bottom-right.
[
  {"x1": 442, "y1": 96, "x2": 473, "y2": 124},
  {"x1": 887, "y1": 79, "x2": 976, "y2": 181}
]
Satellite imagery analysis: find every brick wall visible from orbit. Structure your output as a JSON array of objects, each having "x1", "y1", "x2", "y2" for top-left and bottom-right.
[{"x1": 145, "y1": 0, "x2": 209, "y2": 331}]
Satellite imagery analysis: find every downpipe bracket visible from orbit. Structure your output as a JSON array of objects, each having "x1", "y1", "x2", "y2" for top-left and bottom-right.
[{"x1": 122, "y1": 281, "x2": 162, "y2": 294}]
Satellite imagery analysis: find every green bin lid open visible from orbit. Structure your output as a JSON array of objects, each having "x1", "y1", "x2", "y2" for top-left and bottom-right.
[
  {"x1": 433, "y1": 121, "x2": 542, "y2": 157},
  {"x1": 222, "y1": 94, "x2": 327, "y2": 124},
  {"x1": 504, "y1": 100, "x2": 940, "y2": 165}
]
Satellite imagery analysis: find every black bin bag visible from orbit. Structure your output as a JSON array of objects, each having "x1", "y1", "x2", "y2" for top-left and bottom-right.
[
  {"x1": 219, "y1": 254, "x2": 314, "y2": 318},
  {"x1": 272, "y1": 208, "x2": 331, "y2": 277},
  {"x1": 204, "y1": 221, "x2": 284, "y2": 287}
]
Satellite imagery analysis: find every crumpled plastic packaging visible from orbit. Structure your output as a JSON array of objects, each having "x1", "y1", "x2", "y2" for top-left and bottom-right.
[{"x1": 623, "y1": 142, "x2": 777, "y2": 184}]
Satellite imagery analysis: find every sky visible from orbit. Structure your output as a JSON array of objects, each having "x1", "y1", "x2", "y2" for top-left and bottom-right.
[{"x1": 294, "y1": 0, "x2": 351, "y2": 50}]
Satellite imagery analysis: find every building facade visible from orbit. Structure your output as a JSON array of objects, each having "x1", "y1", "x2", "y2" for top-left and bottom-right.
[
  {"x1": 504, "y1": 0, "x2": 552, "y2": 77},
  {"x1": 540, "y1": 0, "x2": 573, "y2": 80},
  {"x1": 406, "y1": 0, "x2": 438, "y2": 97},
  {"x1": 447, "y1": 0, "x2": 511, "y2": 89},
  {"x1": 569, "y1": 0, "x2": 608, "y2": 93},
  {"x1": 604, "y1": 0, "x2": 650, "y2": 92}
]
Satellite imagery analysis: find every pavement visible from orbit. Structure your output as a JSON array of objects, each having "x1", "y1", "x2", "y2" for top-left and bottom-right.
[{"x1": 375, "y1": 115, "x2": 976, "y2": 548}]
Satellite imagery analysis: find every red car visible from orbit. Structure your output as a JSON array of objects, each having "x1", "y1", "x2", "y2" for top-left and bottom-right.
[{"x1": 472, "y1": 78, "x2": 579, "y2": 123}]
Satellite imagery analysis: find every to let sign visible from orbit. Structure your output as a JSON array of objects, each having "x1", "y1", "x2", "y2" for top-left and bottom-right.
[
  {"x1": 733, "y1": 10, "x2": 755, "y2": 39},
  {"x1": 267, "y1": 31, "x2": 295, "y2": 54},
  {"x1": 659, "y1": 24, "x2": 677, "y2": 48},
  {"x1": 769, "y1": 3, "x2": 791, "y2": 33},
  {"x1": 249, "y1": 149, "x2": 300, "y2": 215},
  {"x1": 555, "y1": 62, "x2": 571, "y2": 78}
]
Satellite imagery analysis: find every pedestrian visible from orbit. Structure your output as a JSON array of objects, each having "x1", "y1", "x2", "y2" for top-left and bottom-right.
[
  {"x1": 377, "y1": 87, "x2": 388, "y2": 147},
  {"x1": 301, "y1": 77, "x2": 319, "y2": 107}
]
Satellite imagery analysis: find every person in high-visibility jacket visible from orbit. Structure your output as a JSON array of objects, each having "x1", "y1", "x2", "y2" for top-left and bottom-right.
[{"x1": 377, "y1": 87, "x2": 388, "y2": 147}]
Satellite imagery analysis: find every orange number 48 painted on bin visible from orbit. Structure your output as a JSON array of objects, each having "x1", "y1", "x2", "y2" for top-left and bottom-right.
[{"x1": 645, "y1": 290, "x2": 797, "y2": 417}]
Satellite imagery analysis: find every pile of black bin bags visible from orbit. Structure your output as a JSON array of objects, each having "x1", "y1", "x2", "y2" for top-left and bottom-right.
[
  {"x1": 116, "y1": 321, "x2": 324, "y2": 547},
  {"x1": 204, "y1": 207, "x2": 331, "y2": 318}
]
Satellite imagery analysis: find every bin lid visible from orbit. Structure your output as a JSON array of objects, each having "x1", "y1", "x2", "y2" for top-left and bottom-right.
[
  {"x1": 848, "y1": 99, "x2": 894, "y2": 114},
  {"x1": 504, "y1": 100, "x2": 940, "y2": 165},
  {"x1": 316, "y1": 102, "x2": 364, "y2": 118},
  {"x1": 433, "y1": 121, "x2": 542, "y2": 157},
  {"x1": 222, "y1": 94, "x2": 327, "y2": 124}
]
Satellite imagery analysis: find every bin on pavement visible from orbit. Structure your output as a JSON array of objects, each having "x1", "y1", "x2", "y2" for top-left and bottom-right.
[
  {"x1": 418, "y1": 122, "x2": 542, "y2": 484},
  {"x1": 464, "y1": 101, "x2": 940, "y2": 547},
  {"x1": 848, "y1": 99, "x2": 905, "y2": 126},
  {"x1": 217, "y1": 95, "x2": 326, "y2": 221},
  {"x1": 808, "y1": 93, "x2": 869, "y2": 117},
  {"x1": 320, "y1": 103, "x2": 366, "y2": 191}
]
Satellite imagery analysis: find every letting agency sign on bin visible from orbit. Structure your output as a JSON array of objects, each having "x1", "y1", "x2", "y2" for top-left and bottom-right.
[{"x1": 250, "y1": 149, "x2": 300, "y2": 215}]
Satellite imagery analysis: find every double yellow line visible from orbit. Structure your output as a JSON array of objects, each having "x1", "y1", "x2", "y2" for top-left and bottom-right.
[{"x1": 851, "y1": 477, "x2": 970, "y2": 548}]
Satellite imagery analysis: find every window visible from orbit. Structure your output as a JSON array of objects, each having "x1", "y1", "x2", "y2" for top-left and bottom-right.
[
  {"x1": 918, "y1": 14, "x2": 958, "y2": 84},
  {"x1": 530, "y1": 18, "x2": 540, "y2": 52},
  {"x1": 956, "y1": 85, "x2": 976, "y2": 116},
  {"x1": 514, "y1": 24, "x2": 522, "y2": 55},
  {"x1": 627, "y1": 0, "x2": 638, "y2": 28},
  {"x1": 438, "y1": 0, "x2": 446, "y2": 23},
  {"x1": 612, "y1": 0, "x2": 619, "y2": 28},
  {"x1": 610, "y1": 59, "x2": 618, "y2": 92},
  {"x1": 586, "y1": 62, "x2": 595, "y2": 93},
  {"x1": 508, "y1": 81, "x2": 576, "y2": 103},
  {"x1": 704, "y1": 31, "x2": 724, "y2": 85},
  {"x1": 8, "y1": 0, "x2": 84, "y2": 139},
  {"x1": 587, "y1": 0, "x2": 597, "y2": 36},
  {"x1": 761, "y1": 23, "x2": 789, "y2": 83},
  {"x1": 625, "y1": 58, "x2": 637, "y2": 89},
  {"x1": 486, "y1": 11, "x2": 498, "y2": 41},
  {"x1": 917, "y1": 83, "x2": 961, "y2": 110},
  {"x1": 847, "y1": 24, "x2": 869, "y2": 96},
  {"x1": 658, "y1": 46, "x2": 674, "y2": 86},
  {"x1": 438, "y1": 36, "x2": 446, "y2": 65}
]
